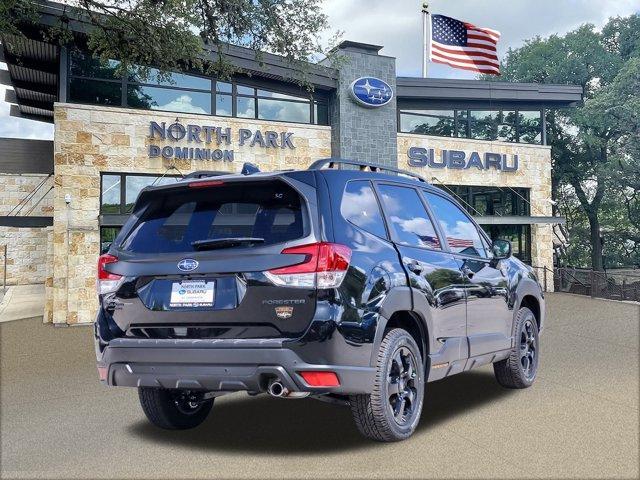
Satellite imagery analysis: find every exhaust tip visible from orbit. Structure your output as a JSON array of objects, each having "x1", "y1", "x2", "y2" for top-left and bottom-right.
[{"x1": 268, "y1": 380, "x2": 287, "y2": 397}]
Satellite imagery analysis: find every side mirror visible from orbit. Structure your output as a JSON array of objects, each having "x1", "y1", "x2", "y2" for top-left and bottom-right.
[{"x1": 492, "y1": 239, "x2": 512, "y2": 260}]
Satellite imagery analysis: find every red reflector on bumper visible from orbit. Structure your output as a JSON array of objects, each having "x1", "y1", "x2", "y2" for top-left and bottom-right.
[
  {"x1": 97, "y1": 366, "x2": 108, "y2": 381},
  {"x1": 299, "y1": 371, "x2": 340, "y2": 387}
]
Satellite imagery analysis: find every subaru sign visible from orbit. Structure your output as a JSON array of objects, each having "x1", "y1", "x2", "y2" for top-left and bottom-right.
[
  {"x1": 349, "y1": 77, "x2": 393, "y2": 107},
  {"x1": 177, "y1": 259, "x2": 199, "y2": 272}
]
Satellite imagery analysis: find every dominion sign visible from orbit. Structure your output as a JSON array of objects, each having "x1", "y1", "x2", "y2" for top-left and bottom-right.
[{"x1": 407, "y1": 147, "x2": 519, "y2": 171}]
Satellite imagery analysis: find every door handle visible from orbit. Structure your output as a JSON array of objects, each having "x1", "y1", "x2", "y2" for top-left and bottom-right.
[{"x1": 406, "y1": 260, "x2": 423, "y2": 274}]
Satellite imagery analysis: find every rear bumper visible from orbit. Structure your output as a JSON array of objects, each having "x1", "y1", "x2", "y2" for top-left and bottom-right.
[{"x1": 98, "y1": 338, "x2": 375, "y2": 395}]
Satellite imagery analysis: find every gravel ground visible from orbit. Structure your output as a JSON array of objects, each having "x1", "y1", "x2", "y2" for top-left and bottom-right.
[{"x1": 1, "y1": 293, "x2": 638, "y2": 479}]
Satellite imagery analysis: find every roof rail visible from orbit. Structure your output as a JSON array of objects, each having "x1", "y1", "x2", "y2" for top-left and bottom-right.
[
  {"x1": 182, "y1": 170, "x2": 230, "y2": 180},
  {"x1": 308, "y1": 159, "x2": 428, "y2": 183}
]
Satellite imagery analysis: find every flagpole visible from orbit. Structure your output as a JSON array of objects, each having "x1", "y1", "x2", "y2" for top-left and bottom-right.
[{"x1": 422, "y1": 2, "x2": 430, "y2": 77}]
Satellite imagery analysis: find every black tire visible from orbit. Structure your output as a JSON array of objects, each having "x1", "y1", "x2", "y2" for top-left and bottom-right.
[
  {"x1": 494, "y1": 306, "x2": 540, "y2": 389},
  {"x1": 138, "y1": 387, "x2": 214, "y2": 430},
  {"x1": 350, "y1": 328, "x2": 425, "y2": 442}
]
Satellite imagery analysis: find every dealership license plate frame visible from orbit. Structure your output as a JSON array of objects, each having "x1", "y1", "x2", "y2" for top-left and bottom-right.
[{"x1": 169, "y1": 279, "x2": 215, "y2": 308}]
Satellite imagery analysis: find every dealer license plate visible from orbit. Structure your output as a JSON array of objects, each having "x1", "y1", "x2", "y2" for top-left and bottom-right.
[{"x1": 170, "y1": 280, "x2": 215, "y2": 308}]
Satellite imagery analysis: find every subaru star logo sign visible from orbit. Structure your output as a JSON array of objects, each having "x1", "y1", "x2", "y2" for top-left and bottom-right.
[
  {"x1": 177, "y1": 259, "x2": 199, "y2": 272},
  {"x1": 349, "y1": 77, "x2": 393, "y2": 108}
]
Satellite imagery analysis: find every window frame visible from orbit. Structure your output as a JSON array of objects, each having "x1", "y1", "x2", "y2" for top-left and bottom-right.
[
  {"x1": 398, "y1": 108, "x2": 543, "y2": 145},
  {"x1": 373, "y1": 181, "x2": 444, "y2": 252},
  {"x1": 421, "y1": 188, "x2": 494, "y2": 260},
  {"x1": 100, "y1": 172, "x2": 182, "y2": 215},
  {"x1": 67, "y1": 49, "x2": 329, "y2": 125}
]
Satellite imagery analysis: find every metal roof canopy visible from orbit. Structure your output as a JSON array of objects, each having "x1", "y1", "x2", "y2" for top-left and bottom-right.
[
  {"x1": 396, "y1": 77, "x2": 583, "y2": 108},
  {"x1": 0, "y1": 138, "x2": 54, "y2": 174}
]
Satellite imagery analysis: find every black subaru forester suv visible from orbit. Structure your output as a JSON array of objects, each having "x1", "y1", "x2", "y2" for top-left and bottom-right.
[{"x1": 95, "y1": 159, "x2": 544, "y2": 442}]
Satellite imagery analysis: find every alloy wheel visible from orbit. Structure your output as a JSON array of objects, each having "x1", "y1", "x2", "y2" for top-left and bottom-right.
[
  {"x1": 387, "y1": 346, "x2": 419, "y2": 425},
  {"x1": 520, "y1": 318, "x2": 537, "y2": 379}
]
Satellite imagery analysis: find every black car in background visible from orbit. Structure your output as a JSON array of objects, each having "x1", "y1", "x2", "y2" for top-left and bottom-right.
[{"x1": 94, "y1": 159, "x2": 544, "y2": 442}]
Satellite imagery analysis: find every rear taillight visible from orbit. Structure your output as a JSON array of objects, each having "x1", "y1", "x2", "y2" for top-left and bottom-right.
[
  {"x1": 97, "y1": 253, "x2": 123, "y2": 295},
  {"x1": 265, "y1": 242, "x2": 352, "y2": 288}
]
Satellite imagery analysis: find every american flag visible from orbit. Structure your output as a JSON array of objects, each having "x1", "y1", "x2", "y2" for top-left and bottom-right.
[
  {"x1": 446, "y1": 237, "x2": 475, "y2": 248},
  {"x1": 430, "y1": 14, "x2": 501, "y2": 75}
]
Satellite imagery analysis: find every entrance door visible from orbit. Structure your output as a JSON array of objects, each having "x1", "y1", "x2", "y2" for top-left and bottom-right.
[
  {"x1": 422, "y1": 190, "x2": 512, "y2": 357},
  {"x1": 375, "y1": 183, "x2": 468, "y2": 375}
]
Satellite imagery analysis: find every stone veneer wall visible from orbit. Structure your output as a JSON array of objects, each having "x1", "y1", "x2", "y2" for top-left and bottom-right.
[
  {"x1": 397, "y1": 134, "x2": 555, "y2": 291},
  {"x1": 0, "y1": 173, "x2": 53, "y2": 286},
  {"x1": 51, "y1": 103, "x2": 332, "y2": 324}
]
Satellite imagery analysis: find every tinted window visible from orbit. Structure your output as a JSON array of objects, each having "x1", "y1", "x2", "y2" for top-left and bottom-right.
[
  {"x1": 341, "y1": 181, "x2": 387, "y2": 238},
  {"x1": 377, "y1": 185, "x2": 440, "y2": 249},
  {"x1": 101, "y1": 175, "x2": 121, "y2": 214},
  {"x1": 257, "y1": 98, "x2": 310, "y2": 123},
  {"x1": 127, "y1": 86, "x2": 211, "y2": 114},
  {"x1": 400, "y1": 110, "x2": 455, "y2": 136},
  {"x1": 125, "y1": 175, "x2": 180, "y2": 212},
  {"x1": 120, "y1": 181, "x2": 305, "y2": 253},
  {"x1": 423, "y1": 192, "x2": 487, "y2": 257},
  {"x1": 128, "y1": 67, "x2": 210, "y2": 90},
  {"x1": 69, "y1": 78, "x2": 122, "y2": 106}
]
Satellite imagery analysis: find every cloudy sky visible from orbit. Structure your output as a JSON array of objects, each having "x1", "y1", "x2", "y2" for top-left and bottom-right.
[{"x1": 1, "y1": 0, "x2": 639, "y2": 141}]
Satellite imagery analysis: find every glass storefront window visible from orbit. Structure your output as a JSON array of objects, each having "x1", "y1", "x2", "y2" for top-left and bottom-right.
[
  {"x1": 215, "y1": 93, "x2": 232, "y2": 116},
  {"x1": 314, "y1": 102, "x2": 329, "y2": 125},
  {"x1": 67, "y1": 49, "x2": 329, "y2": 125},
  {"x1": 128, "y1": 67, "x2": 211, "y2": 90},
  {"x1": 70, "y1": 49, "x2": 121, "y2": 79},
  {"x1": 69, "y1": 78, "x2": 122, "y2": 107},
  {"x1": 470, "y1": 110, "x2": 497, "y2": 140},
  {"x1": 236, "y1": 96, "x2": 255, "y2": 118},
  {"x1": 126, "y1": 85, "x2": 211, "y2": 114},
  {"x1": 101, "y1": 173, "x2": 181, "y2": 214},
  {"x1": 518, "y1": 111, "x2": 542, "y2": 144},
  {"x1": 400, "y1": 110, "x2": 455, "y2": 137},
  {"x1": 216, "y1": 81, "x2": 232, "y2": 93},
  {"x1": 101, "y1": 175, "x2": 121, "y2": 214},
  {"x1": 400, "y1": 108, "x2": 542, "y2": 144},
  {"x1": 257, "y1": 98, "x2": 310, "y2": 123},
  {"x1": 100, "y1": 227, "x2": 121, "y2": 254}
]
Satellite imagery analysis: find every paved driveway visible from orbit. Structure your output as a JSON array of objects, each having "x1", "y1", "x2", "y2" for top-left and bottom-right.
[{"x1": 1, "y1": 293, "x2": 638, "y2": 479}]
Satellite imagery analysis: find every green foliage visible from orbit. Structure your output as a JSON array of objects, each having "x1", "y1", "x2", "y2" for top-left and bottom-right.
[
  {"x1": 2, "y1": 0, "x2": 334, "y2": 88},
  {"x1": 485, "y1": 15, "x2": 640, "y2": 269}
]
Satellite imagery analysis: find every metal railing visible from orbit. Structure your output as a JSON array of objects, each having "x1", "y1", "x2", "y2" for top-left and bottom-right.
[{"x1": 532, "y1": 265, "x2": 640, "y2": 302}]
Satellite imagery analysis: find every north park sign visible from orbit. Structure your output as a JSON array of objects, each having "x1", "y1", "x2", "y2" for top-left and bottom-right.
[
  {"x1": 148, "y1": 120, "x2": 295, "y2": 162},
  {"x1": 407, "y1": 146, "x2": 519, "y2": 172}
]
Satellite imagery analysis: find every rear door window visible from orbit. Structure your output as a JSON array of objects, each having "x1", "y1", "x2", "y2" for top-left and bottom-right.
[
  {"x1": 120, "y1": 181, "x2": 306, "y2": 253},
  {"x1": 377, "y1": 184, "x2": 441, "y2": 249},
  {"x1": 340, "y1": 180, "x2": 387, "y2": 238}
]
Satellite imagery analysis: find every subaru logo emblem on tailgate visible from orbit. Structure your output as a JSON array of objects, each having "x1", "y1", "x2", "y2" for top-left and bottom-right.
[{"x1": 177, "y1": 259, "x2": 199, "y2": 272}]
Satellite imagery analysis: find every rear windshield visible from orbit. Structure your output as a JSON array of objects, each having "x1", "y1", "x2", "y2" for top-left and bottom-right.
[{"x1": 119, "y1": 180, "x2": 306, "y2": 253}]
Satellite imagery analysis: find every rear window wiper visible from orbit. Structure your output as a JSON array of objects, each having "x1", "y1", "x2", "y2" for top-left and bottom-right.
[{"x1": 191, "y1": 237, "x2": 265, "y2": 250}]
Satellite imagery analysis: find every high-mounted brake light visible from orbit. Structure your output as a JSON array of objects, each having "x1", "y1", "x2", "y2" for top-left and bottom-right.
[
  {"x1": 97, "y1": 253, "x2": 123, "y2": 295},
  {"x1": 188, "y1": 180, "x2": 225, "y2": 188},
  {"x1": 265, "y1": 242, "x2": 352, "y2": 288}
]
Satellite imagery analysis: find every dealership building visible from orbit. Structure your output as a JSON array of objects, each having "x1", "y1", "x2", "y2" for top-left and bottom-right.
[{"x1": 0, "y1": 1, "x2": 582, "y2": 325}]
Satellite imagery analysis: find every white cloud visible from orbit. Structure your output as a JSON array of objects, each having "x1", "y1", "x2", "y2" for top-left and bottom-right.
[
  {"x1": 321, "y1": 0, "x2": 640, "y2": 78},
  {"x1": 154, "y1": 94, "x2": 208, "y2": 114},
  {"x1": 0, "y1": 62, "x2": 54, "y2": 140}
]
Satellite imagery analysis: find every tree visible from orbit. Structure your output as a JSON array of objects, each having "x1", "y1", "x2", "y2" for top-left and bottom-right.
[
  {"x1": 1, "y1": 0, "x2": 333, "y2": 86},
  {"x1": 487, "y1": 16, "x2": 640, "y2": 270}
]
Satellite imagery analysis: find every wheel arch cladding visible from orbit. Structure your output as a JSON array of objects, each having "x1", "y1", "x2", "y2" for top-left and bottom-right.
[
  {"x1": 377, "y1": 311, "x2": 428, "y2": 369},
  {"x1": 519, "y1": 295, "x2": 541, "y2": 330}
]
